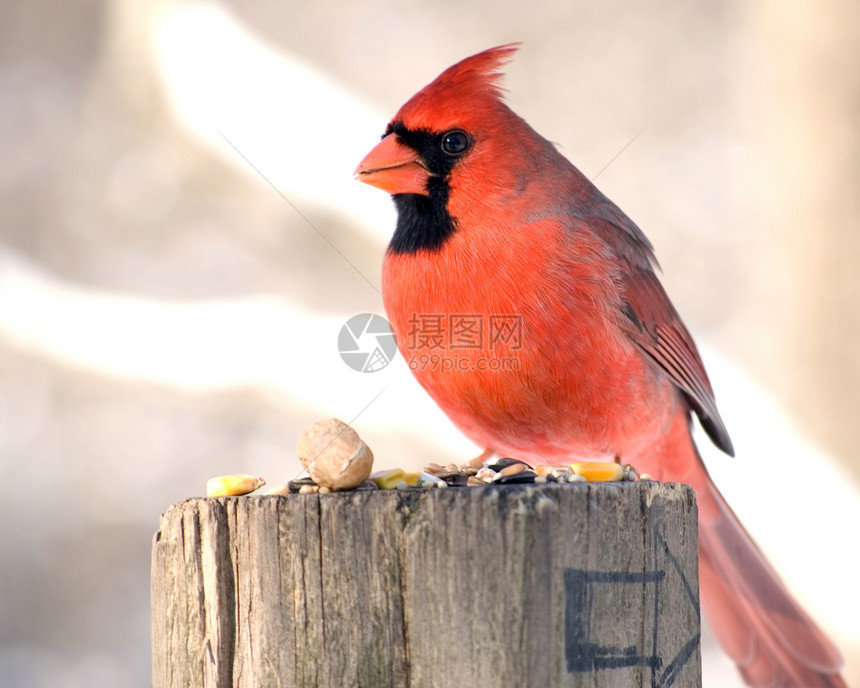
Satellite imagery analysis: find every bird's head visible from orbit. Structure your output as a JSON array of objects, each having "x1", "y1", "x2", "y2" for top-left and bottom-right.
[
  {"x1": 355, "y1": 44, "x2": 562, "y2": 254},
  {"x1": 355, "y1": 44, "x2": 519, "y2": 195}
]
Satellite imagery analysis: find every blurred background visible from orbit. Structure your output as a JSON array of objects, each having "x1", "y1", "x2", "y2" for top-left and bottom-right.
[{"x1": 1, "y1": 0, "x2": 858, "y2": 685}]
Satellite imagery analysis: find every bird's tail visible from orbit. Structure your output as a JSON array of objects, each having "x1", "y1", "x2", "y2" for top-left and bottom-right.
[{"x1": 645, "y1": 411, "x2": 846, "y2": 687}]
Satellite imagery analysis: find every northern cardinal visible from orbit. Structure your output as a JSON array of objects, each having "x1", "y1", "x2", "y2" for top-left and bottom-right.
[{"x1": 355, "y1": 44, "x2": 845, "y2": 687}]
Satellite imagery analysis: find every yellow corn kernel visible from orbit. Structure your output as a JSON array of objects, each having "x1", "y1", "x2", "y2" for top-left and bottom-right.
[
  {"x1": 404, "y1": 471, "x2": 422, "y2": 485},
  {"x1": 569, "y1": 461, "x2": 624, "y2": 482},
  {"x1": 370, "y1": 468, "x2": 406, "y2": 490},
  {"x1": 206, "y1": 474, "x2": 265, "y2": 497}
]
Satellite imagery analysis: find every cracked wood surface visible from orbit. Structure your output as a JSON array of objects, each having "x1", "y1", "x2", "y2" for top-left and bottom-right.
[{"x1": 151, "y1": 482, "x2": 700, "y2": 688}]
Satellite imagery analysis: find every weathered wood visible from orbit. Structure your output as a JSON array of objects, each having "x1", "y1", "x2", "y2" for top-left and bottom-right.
[{"x1": 152, "y1": 482, "x2": 700, "y2": 688}]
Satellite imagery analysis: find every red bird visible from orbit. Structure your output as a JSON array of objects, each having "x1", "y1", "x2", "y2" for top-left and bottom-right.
[{"x1": 355, "y1": 45, "x2": 844, "y2": 687}]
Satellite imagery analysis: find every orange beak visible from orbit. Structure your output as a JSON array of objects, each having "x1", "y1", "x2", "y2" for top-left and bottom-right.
[{"x1": 354, "y1": 134, "x2": 430, "y2": 196}]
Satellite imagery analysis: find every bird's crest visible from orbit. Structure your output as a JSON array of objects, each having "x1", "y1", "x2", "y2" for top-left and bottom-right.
[{"x1": 393, "y1": 44, "x2": 520, "y2": 131}]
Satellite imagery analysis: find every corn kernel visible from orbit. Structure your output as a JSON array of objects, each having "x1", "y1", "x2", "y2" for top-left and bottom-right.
[
  {"x1": 371, "y1": 468, "x2": 406, "y2": 490},
  {"x1": 569, "y1": 461, "x2": 624, "y2": 482},
  {"x1": 206, "y1": 474, "x2": 265, "y2": 497}
]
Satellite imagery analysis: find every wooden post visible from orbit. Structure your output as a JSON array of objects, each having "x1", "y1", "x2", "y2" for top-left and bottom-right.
[{"x1": 151, "y1": 482, "x2": 700, "y2": 688}]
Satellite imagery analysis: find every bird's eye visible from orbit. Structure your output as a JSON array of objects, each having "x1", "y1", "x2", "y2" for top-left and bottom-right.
[{"x1": 440, "y1": 130, "x2": 471, "y2": 156}]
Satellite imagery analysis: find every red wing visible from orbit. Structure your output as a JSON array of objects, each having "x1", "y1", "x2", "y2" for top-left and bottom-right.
[
  {"x1": 568, "y1": 187, "x2": 732, "y2": 454},
  {"x1": 619, "y1": 265, "x2": 734, "y2": 456}
]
